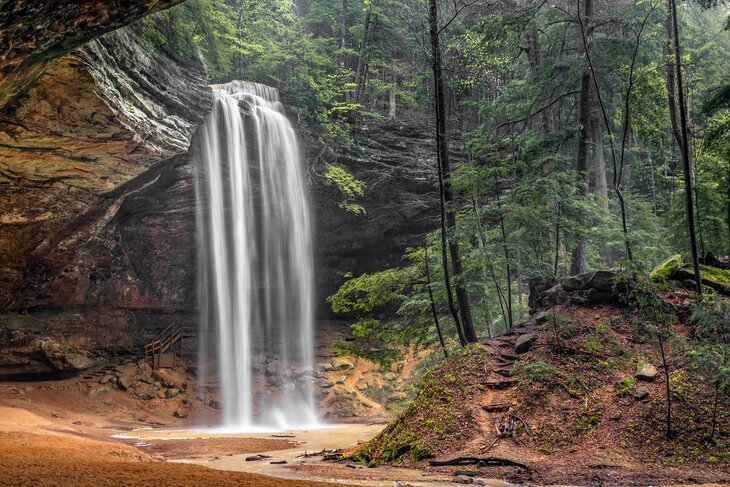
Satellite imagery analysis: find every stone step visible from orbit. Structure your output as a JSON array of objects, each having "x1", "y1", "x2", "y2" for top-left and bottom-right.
[{"x1": 484, "y1": 379, "x2": 517, "y2": 389}]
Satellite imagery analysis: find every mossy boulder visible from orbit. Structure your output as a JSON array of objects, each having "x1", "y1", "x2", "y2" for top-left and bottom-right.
[
  {"x1": 649, "y1": 255, "x2": 683, "y2": 283},
  {"x1": 635, "y1": 361, "x2": 658, "y2": 382},
  {"x1": 650, "y1": 255, "x2": 730, "y2": 295},
  {"x1": 675, "y1": 264, "x2": 730, "y2": 295}
]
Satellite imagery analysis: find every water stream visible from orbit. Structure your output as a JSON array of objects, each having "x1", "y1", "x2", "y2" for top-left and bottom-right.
[{"x1": 193, "y1": 81, "x2": 317, "y2": 430}]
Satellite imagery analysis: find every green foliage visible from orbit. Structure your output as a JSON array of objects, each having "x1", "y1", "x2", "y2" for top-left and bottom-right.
[
  {"x1": 690, "y1": 298, "x2": 730, "y2": 399},
  {"x1": 616, "y1": 376, "x2": 637, "y2": 397},
  {"x1": 514, "y1": 359, "x2": 558, "y2": 384},
  {"x1": 328, "y1": 268, "x2": 408, "y2": 314},
  {"x1": 323, "y1": 163, "x2": 366, "y2": 214},
  {"x1": 574, "y1": 410, "x2": 604, "y2": 435}
]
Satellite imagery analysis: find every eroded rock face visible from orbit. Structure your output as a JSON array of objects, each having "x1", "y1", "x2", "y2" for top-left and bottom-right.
[
  {"x1": 0, "y1": 0, "x2": 185, "y2": 108},
  {"x1": 0, "y1": 26, "x2": 210, "y2": 374},
  {"x1": 310, "y1": 120, "x2": 439, "y2": 310},
  {"x1": 0, "y1": 27, "x2": 211, "y2": 192}
]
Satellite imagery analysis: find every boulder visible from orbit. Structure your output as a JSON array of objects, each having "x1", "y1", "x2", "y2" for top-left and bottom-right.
[
  {"x1": 635, "y1": 362, "x2": 658, "y2": 382},
  {"x1": 172, "y1": 410, "x2": 188, "y2": 419},
  {"x1": 117, "y1": 374, "x2": 134, "y2": 391},
  {"x1": 633, "y1": 386, "x2": 650, "y2": 400},
  {"x1": 649, "y1": 255, "x2": 683, "y2": 282},
  {"x1": 133, "y1": 383, "x2": 157, "y2": 401},
  {"x1": 331, "y1": 357, "x2": 355, "y2": 371},
  {"x1": 514, "y1": 333, "x2": 536, "y2": 354},
  {"x1": 319, "y1": 381, "x2": 335, "y2": 389},
  {"x1": 38, "y1": 339, "x2": 93, "y2": 371},
  {"x1": 383, "y1": 372, "x2": 398, "y2": 381},
  {"x1": 165, "y1": 388, "x2": 180, "y2": 399},
  {"x1": 452, "y1": 475, "x2": 474, "y2": 484},
  {"x1": 529, "y1": 271, "x2": 624, "y2": 311},
  {"x1": 88, "y1": 386, "x2": 110, "y2": 396},
  {"x1": 316, "y1": 363, "x2": 335, "y2": 373},
  {"x1": 561, "y1": 270, "x2": 618, "y2": 292}
]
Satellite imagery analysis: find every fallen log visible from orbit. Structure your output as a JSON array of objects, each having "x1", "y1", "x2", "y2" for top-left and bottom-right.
[{"x1": 429, "y1": 456, "x2": 530, "y2": 470}]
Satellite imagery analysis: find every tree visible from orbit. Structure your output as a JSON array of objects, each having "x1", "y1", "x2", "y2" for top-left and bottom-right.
[
  {"x1": 428, "y1": 0, "x2": 477, "y2": 344},
  {"x1": 669, "y1": 0, "x2": 703, "y2": 294}
]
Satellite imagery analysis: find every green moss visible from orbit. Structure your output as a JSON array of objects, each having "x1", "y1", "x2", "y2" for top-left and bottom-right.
[
  {"x1": 574, "y1": 410, "x2": 603, "y2": 435},
  {"x1": 355, "y1": 344, "x2": 489, "y2": 464},
  {"x1": 676, "y1": 264, "x2": 730, "y2": 295},
  {"x1": 616, "y1": 376, "x2": 637, "y2": 397},
  {"x1": 698, "y1": 265, "x2": 730, "y2": 294},
  {"x1": 649, "y1": 255, "x2": 682, "y2": 282}
]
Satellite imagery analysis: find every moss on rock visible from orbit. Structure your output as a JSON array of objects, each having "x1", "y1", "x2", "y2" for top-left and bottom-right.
[{"x1": 649, "y1": 255, "x2": 683, "y2": 282}]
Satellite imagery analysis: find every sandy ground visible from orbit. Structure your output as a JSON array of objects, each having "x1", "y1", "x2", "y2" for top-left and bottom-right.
[{"x1": 0, "y1": 401, "x2": 354, "y2": 487}]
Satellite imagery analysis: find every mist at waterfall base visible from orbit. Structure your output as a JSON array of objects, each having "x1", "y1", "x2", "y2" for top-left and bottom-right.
[{"x1": 193, "y1": 81, "x2": 319, "y2": 432}]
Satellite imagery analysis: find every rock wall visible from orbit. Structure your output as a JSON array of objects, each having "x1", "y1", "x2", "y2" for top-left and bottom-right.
[
  {"x1": 0, "y1": 27, "x2": 210, "y2": 374},
  {"x1": 0, "y1": 0, "x2": 186, "y2": 108},
  {"x1": 310, "y1": 120, "x2": 439, "y2": 311},
  {"x1": 0, "y1": 16, "x2": 440, "y2": 371}
]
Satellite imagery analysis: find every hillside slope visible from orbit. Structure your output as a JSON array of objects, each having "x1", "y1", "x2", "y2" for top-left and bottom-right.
[{"x1": 355, "y1": 274, "x2": 730, "y2": 486}]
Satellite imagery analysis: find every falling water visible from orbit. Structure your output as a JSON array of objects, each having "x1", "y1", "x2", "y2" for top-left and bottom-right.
[{"x1": 193, "y1": 81, "x2": 317, "y2": 430}]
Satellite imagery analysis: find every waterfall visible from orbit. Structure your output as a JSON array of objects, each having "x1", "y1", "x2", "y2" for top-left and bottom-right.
[{"x1": 193, "y1": 81, "x2": 317, "y2": 430}]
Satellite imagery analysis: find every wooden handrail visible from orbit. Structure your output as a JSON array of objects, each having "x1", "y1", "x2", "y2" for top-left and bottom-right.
[{"x1": 144, "y1": 324, "x2": 196, "y2": 369}]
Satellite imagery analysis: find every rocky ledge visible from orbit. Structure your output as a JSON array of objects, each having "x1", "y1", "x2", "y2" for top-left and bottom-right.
[{"x1": 0, "y1": 0, "x2": 185, "y2": 108}]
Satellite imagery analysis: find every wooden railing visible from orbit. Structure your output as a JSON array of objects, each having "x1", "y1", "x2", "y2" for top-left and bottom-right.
[{"x1": 144, "y1": 324, "x2": 195, "y2": 369}]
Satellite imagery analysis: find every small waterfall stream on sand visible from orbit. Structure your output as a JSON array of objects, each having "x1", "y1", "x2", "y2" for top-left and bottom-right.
[{"x1": 193, "y1": 81, "x2": 317, "y2": 431}]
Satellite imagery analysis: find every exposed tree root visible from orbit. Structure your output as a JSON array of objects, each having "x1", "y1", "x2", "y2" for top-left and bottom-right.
[{"x1": 429, "y1": 456, "x2": 530, "y2": 469}]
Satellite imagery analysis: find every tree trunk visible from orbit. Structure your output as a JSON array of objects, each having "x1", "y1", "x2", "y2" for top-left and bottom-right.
[
  {"x1": 570, "y1": 0, "x2": 593, "y2": 276},
  {"x1": 425, "y1": 246, "x2": 449, "y2": 359},
  {"x1": 665, "y1": 12, "x2": 683, "y2": 169},
  {"x1": 495, "y1": 180, "x2": 513, "y2": 330},
  {"x1": 669, "y1": 0, "x2": 702, "y2": 294},
  {"x1": 389, "y1": 86, "x2": 397, "y2": 120},
  {"x1": 354, "y1": 9, "x2": 372, "y2": 104},
  {"x1": 341, "y1": 0, "x2": 348, "y2": 50},
  {"x1": 428, "y1": 0, "x2": 477, "y2": 344},
  {"x1": 591, "y1": 113, "x2": 609, "y2": 208},
  {"x1": 657, "y1": 326, "x2": 673, "y2": 438}
]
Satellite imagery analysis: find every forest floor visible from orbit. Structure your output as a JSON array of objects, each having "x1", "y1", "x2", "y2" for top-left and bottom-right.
[{"x1": 354, "y1": 288, "x2": 730, "y2": 486}]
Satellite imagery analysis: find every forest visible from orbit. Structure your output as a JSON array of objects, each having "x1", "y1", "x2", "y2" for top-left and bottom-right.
[
  {"x1": 138, "y1": 0, "x2": 730, "y2": 337},
  {"x1": 0, "y1": 0, "x2": 729, "y2": 485}
]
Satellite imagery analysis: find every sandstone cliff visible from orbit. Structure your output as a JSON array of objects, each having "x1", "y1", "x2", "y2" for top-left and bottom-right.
[{"x1": 0, "y1": 26, "x2": 211, "y2": 373}]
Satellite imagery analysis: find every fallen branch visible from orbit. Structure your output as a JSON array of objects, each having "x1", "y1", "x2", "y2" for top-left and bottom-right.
[
  {"x1": 429, "y1": 456, "x2": 530, "y2": 469},
  {"x1": 481, "y1": 438, "x2": 499, "y2": 452}
]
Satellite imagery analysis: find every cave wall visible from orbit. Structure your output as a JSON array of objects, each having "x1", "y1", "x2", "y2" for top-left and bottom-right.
[
  {"x1": 0, "y1": 26, "x2": 211, "y2": 373},
  {"x1": 0, "y1": 0, "x2": 186, "y2": 108}
]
